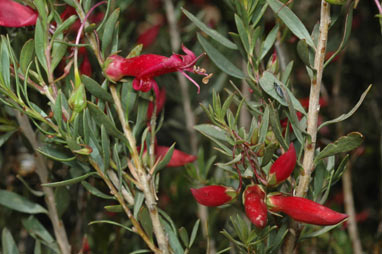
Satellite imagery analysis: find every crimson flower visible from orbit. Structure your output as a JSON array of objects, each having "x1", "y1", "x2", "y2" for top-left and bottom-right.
[
  {"x1": 267, "y1": 143, "x2": 297, "y2": 186},
  {"x1": 191, "y1": 185, "x2": 237, "y2": 207},
  {"x1": 244, "y1": 185, "x2": 268, "y2": 228},
  {"x1": 268, "y1": 194, "x2": 348, "y2": 226},
  {"x1": 104, "y1": 45, "x2": 212, "y2": 95},
  {"x1": 0, "y1": 0, "x2": 38, "y2": 27}
]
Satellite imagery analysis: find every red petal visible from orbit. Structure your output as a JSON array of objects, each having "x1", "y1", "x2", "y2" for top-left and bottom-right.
[
  {"x1": 0, "y1": 0, "x2": 38, "y2": 27},
  {"x1": 244, "y1": 185, "x2": 267, "y2": 228},
  {"x1": 268, "y1": 194, "x2": 348, "y2": 226},
  {"x1": 191, "y1": 185, "x2": 234, "y2": 207},
  {"x1": 268, "y1": 143, "x2": 296, "y2": 185}
]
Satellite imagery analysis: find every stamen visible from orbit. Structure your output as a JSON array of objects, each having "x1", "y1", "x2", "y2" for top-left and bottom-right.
[
  {"x1": 179, "y1": 70, "x2": 200, "y2": 94},
  {"x1": 181, "y1": 52, "x2": 207, "y2": 69},
  {"x1": 202, "y1": 73, "x2": 213, "y2": 84}
]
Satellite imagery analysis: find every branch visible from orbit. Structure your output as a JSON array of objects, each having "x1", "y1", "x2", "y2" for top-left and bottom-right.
[
  {"x1": 109, "y1": 85, "x2": 169, "y2": 254},
  {"x1": 15, "y1": 112, "x2": 71, "y2": 254},
  {"x1": 283, "y1": 1, "x2": 331, "y2": 252}
]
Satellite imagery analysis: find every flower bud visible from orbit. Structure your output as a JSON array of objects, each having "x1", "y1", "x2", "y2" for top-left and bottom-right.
[
  {"x1": 191, "y1": 185, "x2": 237, "y2": 207},
  {"x1": 267, "y1": 143, "x2": 296, "y2": 186},
  {"x1": 243, "y1": 185, "x2": 267, "y2": 228},
  {"x1": 156, "y1": 146, "x2": 196, "y2": 167},
  {"x1": 104, "y1": 55, "x2": 126, "y2": 82},
  {"x1": 267, "y1": 194, "x2": 348, "y2": 226}
]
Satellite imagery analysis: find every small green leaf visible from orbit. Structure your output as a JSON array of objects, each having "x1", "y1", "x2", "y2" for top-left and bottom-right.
[
  {"x1": 194, "y1": 124, "x2": 230, "y2": 142},
  {"x1": 182, "y1": 8, "x2": 237, "y2": 50},
  {"x1": 87, "y1": 102, "x2": 127, "y2": 142},
  {"x1": 16, "y1": 175, "x2": 44, "y2": 197},
  {"x1": 269, "y1": 103, "x2": 288, "y2": 150},
  {"x1": 101, "y1": 8, "x2": 120, "y2": 56},
  {"x1": 52, "y1": 15, "x2": 77, "y2": 41},
  {"x1": 82, "y1": 75, "x2": 113, "y2": 103},
  {"x1": 37, "y1": 145, "x2": 76, "y2": 162},
  {"x1": 53, "y1": 91, "x2": 63, "y2": 128},
  {"x1": 81, "y1": 181, "x2": 115, "y2": 200},
  {"x1": 259, "y1": 71, "x2": 306, "y2": 114},
  {"x1": 20, "y1": 39, "x2": 35, "y2": 74},
  {"x1": 314, "y1": 132, "x2": 364, "y2": 164},
  {"x1": 197, "y1": 34, "x2": 245, "y2": 79},
  {"x1": 267, "y1": 0, "x2": 315, "y2": 49},
  {"x1": 189, "y1": 219, "x2": 200, "y2": 248},
  {"x1": 127, "y1": 44, "x2": 143, "y2": 58},
  {"x1": 155, "y1": 143, "x2": 175, "y2": 172},
  {"x1": 178, "y1": 227, "x2": 189, "y2": 248},
  {"x1": 54, "y1": 187, "x2": 70, "y2": 218},
  {"x1": 260, "y1": 24, "x2": 279, "y2": 60},
  {"x1": 319, "y1": 85, "x2": 372, "y2": 130},
  {"x1": 2, "y1": 228, "x2": 19, "y2": 254},
  {"x1": 51, "y1": 41, "x2": 67, "y2": 72},
  {"x1": 133, "y1": 191, "x2": 145, "y2": 219},
  {"x1": 34, "y1": 18, "x2": 48, "y2": 72},
  {"x1": 0, "y1": 38, "x2": 10, "y2": 88},
  {"x1": 138, "y1": 207, "x2": 153, "y2": 241},
  {"x1": 101, "y1": 125, "x2": 111, "y2": 171},
  {"x1": 161, "y1": 218, "x2": 184, "y2": 254},
  {"x1": 234, "y1": 14, "x2": 249, "y2": 54},
  {"x1": 0, "y1": 190, "x2": 47, "y2": 214},
  {"x1": 41, "y1": 172, "x2": 97, "y2": 187},
  {"x1": 104, "y1": 205, "x2": 123, "y2": 213},
  {"x1": 88, "y1": 220, "x2": 133, "y2": 232}
]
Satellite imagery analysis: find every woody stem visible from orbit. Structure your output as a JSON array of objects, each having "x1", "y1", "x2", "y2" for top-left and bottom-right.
[
  {"x1": 109, "y1": 85, "x2": 169, "y2": 254},
  {"x1": 283, "y1": 1, "x2": 331, "y2": 253}
]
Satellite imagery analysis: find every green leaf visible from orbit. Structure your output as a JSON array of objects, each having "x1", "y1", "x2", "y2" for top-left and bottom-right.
[
  {"x1": 182, "y1": 8, "x2": 237, "y2": 50},
  {"x1": 127, "y1": 44, "x2": 143, "y2": 58},
  {"x1": 0, "y1": 190, "x2": 47, "y2": 214},
  {"x1": 34, "y1": 18, "x2": 48, "y2": 72},
  {"x1": 101, "y1": 8, "x2": 120, "y2": 56},
  {"x1": 87, "y1": 102, "x2": 127, "y2": 142},
  {"x1": 324, "y1": 5, "x2": 353, "y2": 67},
  {"x1": 54, "y1": 187, "x2": 70, "y2": 218},
  {"x1": 314, "y1": 132, "x2": 363, "y2": 164},
  {"x1": 155, "y1": 143, "x2": 175, "y2": 172},
  {"x1": 178, "y1": 227, "x2": 189, "y2": 248},
  {"x1": 259, "y1": 71, "x2": 306, "y2": 114},
  {"x1": 88, "y1": 220, "x2": 133, "y2": 232},
  {"x1": 41, "y1": 172, "x2": 97, "y2": 187},
  {"x1": 194, "y1": 124, "x2": 230, "y2": 142},
  {"x1": 22, "y1": 216, "x2": 60, "y2": 253},
  {"x1": 20, "y1": 39, "x2": 35, "y2": 74},
  {"x1": 234, "y1": 14, "x2": 249, "y2": 54},
  {"x1": 260, "y1": 24, "x2": 279, "y2": 60},
  {"x1": 52, "y1": 15, "x2": 77, "y2": 41},
  {"x1": 16, "y1": 175, "x2": 44, "y2": 197},
  {"x1": 161, "y1": 218, "x2": 184, "y2": 254},
  {"x1": 104, "y1": 205, "x2": 123, "y2": 213},
  {"x1": 37, "y1": 145, "x2": 76, "y2": 162},
  {"x1": 82, "y1": 75, "x2": 113, "y2": 102},
  {"x1": 2, "y1": 228, "x2": 19, "y2": 254},
  {"x1": 301, "y1": 223, "x2": 345, "y2": 239},
  {"x1": 319, "y1": 85, "x2": 372, "y2": 130},
  {"x1": 267, "y1": 0, "x2": 315, "y2": 49},
  {"x1": 81, "y1": 181, "x2": 115, "y2": 200},
  {"x1": 189, "y1": 219, "x2": 200, "y2": 248},
  {"x1": 197, "y1": 34, "x2": 245, "y2": 79},
  {"x1": 101, "y1": 125, "x2": 111, "y2": 171},
  {"x1": 53, "y1": 91, "x2": 63, "y2": 128},
  {"x1": 269, "y1": 103, "x2": 288, "y2": 150},
  {"x1": 51, "y1": 41, "x2": 67, "y2": 72},
  {"x1": 0, "y1": 38, "x2": 10, "y2": 88}
]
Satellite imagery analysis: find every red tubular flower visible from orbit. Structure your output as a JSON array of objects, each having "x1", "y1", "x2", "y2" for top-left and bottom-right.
[
  {"x1": 104, "y1": 45, "x2": 212, "y2": 94},
  {"x1": 191, "y1": 185, "x2": 237, "y2": 207},
  {"x1": 267, "y1": 143, "x2": 296, "y2": 186},
  {"x1": 0, "y1": 0, "x2": 38, "y2": 27},
  {"x1": 156, "y1": 145, "x2": 196, "y2": 167},
  {"x1": 268, "y1": 194, "x2": 348, "y2": 226},
  {"x1": 243, "y1": 185, "x2": 268, "y2": 228}
]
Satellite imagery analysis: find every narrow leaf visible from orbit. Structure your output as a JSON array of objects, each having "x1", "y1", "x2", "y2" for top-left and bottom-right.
[
  {"x1": 2, "y1": 228, "x2": 19, "y2": 254},
  {"x1": 0, "y1": 190, "x2": 47, "y2": 214},
  {"x1": 88, "y1": 220, "x2": 133, "y2": 232},
  {"x1": 82, "y1": 75, "x2": 113, "y2": 102},
  {"x1": 81, "y1": 181, "x2": 115, "y2": 199},
  {"x1": 267, "y1": 0, "x2": 315, "y2": 48},
  {"x1": 182, "y1": 8, "x2": 237, "y2": 50},
  {"x1": 41, "y1": 172, "x2": 97, "y2": 187},
  {"x1": 20, "y1": 39, "x2": 35, "y2": 74},
  {"x1": 260, "y1": 24, "x2": 279, "y2": 60},
  {"x1": 198, "y1": 34, "x2": 245, "y2": 79},
  {"x1": 194, "y1": 124, "x2": 230, "y2": 142},
  {"x1": 314, "y1": 132, "x2": 363, "y2": 164}
]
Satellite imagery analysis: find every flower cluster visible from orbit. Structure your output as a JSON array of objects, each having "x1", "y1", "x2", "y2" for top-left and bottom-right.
[{"x1": 191, "y1": 143, "x2": 348, "y2": 227}]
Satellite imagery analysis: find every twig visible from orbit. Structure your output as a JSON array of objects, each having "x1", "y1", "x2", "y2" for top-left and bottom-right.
[
  {"x1": 89, "y1": 160, "x2": 160, "y2": 253},
  {"x1": 15, "y1": 112, "x2": 71, "y2": 254},
  {"x1": 109, "y1": 85, "x2": 169, "y2": 254},
  {"x1": 283, "y1": 1, "x2": 331, "y2": 252},
  {"x1": 163, "y1": 1, "x2": 216, "y2": 253}
]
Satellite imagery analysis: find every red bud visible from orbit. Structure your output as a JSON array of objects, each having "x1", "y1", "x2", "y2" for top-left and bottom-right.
[
  {"x1": 243, "y1": 185, "x2": 267, "y2": 228},
  {"x1": 156, "y1": 146, "x2": 196, "y2": 167},
  {"x1": 191, "y1": 185, "x2": 236, "y2": 207},
  {"x1": 268, "y1": 143, "x2": 296, "y2": 186},
  {"x1": 268, "y1": 194, "x2": 348, "y2": 226}
]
